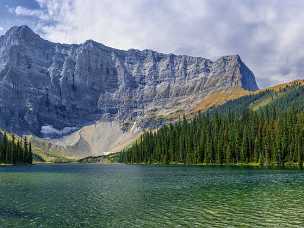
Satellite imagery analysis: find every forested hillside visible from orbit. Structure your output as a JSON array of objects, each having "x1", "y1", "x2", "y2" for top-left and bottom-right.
[
  {"x1": 0, "y1": 132, "x2": 33, "y2": 164},
  {"x1": 119, "y1": 81, "x2": 304, "y2": 167}
]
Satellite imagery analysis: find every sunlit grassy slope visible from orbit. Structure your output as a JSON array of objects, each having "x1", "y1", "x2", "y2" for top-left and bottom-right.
[
  {"x1": 192, "y1": 87, "x2": 251, "y2": 113},
  {"x1": 250, "y1": 80, "x2": 304, "y2": 111},
  {"x1": 29, "y1": 136, "x2": 77, "y2": 163},
  {"x1": 192, "y1": 80, "x2": 304, "y2": 114}
]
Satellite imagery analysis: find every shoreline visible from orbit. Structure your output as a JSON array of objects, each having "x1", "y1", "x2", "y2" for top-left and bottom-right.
[
  {"x1": 15, "y1": 161, "x2": 304, "y2": 170},
  {"x1": 118, "y1": 162, "x2": 304, "y2": 169}
]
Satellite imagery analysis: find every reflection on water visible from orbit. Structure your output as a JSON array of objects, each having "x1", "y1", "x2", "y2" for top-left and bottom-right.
[{"x1": 0, "y1": 164, "x2": 304, "y2": 227}]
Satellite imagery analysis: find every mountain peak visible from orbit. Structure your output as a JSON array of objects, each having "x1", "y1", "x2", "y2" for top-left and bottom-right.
[
  {"x1": 4, "y1": 25, "x2": 41, "y2": 43},
  {"x1": 7, "y1": 25, "x2": 34, "y2": 35},
  {"x1": 0, "y1": 25, "x2": 259, "y2": 139},
  {"x1": 213, "y1": 55, "x2": 258, "y2": 91},
  {"x1": 214, "y1": 54, "x2": 242, "y2": 64},
  {"x1": 236, "y1": 56, "x2": 259, "y2": 91}
]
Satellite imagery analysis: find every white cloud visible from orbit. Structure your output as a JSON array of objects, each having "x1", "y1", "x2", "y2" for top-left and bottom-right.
[
  {"x1": 0, "y1": 27, "x2": 3, "y2": 31},
  {"x1": 14, "y1": 6, "x2": 49, "y2": 20},
  {"x1": 41, "y1": 125, "x2": 77, "y2": 137},
  {"x1": 11, "y1": 0, "x2": 304, "y2": 87}
]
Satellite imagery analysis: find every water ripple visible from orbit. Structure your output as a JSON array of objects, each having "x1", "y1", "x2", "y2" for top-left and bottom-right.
[{"x1": 0, "y1": 165, "x2": 304, "y2": 227}]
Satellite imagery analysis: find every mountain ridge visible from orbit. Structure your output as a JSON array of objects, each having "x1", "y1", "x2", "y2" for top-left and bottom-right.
[
  {"x1": 2, "y1": 25, "x2": 259, "y2": 71},
  {"x1": 0, "y1": 25, "x2": 258, "y2": 158}
]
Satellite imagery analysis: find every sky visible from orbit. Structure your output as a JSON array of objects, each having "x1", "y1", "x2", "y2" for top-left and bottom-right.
[{"x1": 0, "y1": 0, "x2": 304, "y2": 88}]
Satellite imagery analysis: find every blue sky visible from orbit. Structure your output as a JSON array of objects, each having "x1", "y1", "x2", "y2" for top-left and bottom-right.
[
  {"x1": 1, "y1": 0, "x2": 304, "y2": 88},
  {"x1": 0, "y1": 0, "x2": 39, "y2": 31}
]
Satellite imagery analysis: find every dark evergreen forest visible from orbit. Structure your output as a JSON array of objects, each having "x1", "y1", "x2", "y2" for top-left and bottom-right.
[
  {"x1": 119, "y1": 84, "x2": 304, "y2": 167},
  {"x1": 0, "y1": 132, "x2": 33, "y2": 164}
]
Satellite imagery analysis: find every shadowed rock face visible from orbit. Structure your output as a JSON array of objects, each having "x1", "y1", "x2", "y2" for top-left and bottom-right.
[{"x1": 0, "y1": 25, "x2": 258, "y2": 137}]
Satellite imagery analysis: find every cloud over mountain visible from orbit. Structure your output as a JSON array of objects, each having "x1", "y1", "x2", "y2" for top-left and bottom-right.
[{"x1": 10, "y1": 0, "x2": 304, "y2": 87}]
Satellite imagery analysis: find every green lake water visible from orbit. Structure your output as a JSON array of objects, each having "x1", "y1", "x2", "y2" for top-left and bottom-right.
[{"x1": 0, "y1": 164, "x2": 304, "y2": 227}]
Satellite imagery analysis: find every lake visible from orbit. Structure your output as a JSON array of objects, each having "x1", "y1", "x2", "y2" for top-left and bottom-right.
[{"x1": 0, "y1": 164, "x2": 303, "y2": 227}]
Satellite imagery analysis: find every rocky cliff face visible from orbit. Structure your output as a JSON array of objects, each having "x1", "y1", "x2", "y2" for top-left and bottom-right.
[{"x1": 0, "y1": 26, "x2": 258, "y2": 156}]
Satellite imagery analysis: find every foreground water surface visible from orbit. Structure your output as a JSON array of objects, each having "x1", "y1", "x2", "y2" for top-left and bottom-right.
[{"x1": 0, "y1": 164, "x2": 304, "y2": 227}]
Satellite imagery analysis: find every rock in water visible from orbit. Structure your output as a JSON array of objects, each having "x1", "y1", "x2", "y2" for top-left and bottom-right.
[{"x1": 0, "y1": 25, "x2": 258, "y2": 156}]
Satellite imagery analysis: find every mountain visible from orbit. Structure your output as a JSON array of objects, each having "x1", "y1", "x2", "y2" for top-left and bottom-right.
[
  {"x1": 0, "y1": 25, "x2": 258, "y2": 158},
  {"x1": 119, "y1": 80, "x2": 304, "y2": 167}
]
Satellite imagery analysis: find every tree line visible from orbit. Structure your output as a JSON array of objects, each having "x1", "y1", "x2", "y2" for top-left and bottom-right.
[
  {"x1": 119, "y1": 84, "x2": 304, "y2": 167},
  {"x1": 0, "y1": 132, "x2": 33, "y2": 164}
]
